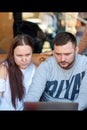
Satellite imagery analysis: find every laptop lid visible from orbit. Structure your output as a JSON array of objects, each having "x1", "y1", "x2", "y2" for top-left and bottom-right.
[{"x1": 23, "y1": 102, "x2": 78, "y2": 111}]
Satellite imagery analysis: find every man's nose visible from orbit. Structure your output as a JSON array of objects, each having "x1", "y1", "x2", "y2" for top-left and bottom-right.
[{"x1": 61, "y1": 55, "x2": 65, "y2": 61}]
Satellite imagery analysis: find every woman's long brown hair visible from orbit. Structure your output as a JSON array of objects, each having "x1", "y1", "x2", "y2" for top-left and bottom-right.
[{"x1": 6, "y1": 34, "x2": 34, "y2": 109}]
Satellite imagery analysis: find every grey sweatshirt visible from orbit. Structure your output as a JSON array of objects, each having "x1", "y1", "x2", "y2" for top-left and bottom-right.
[{"x1": 25, "y1": 54, "x2": 87, "y2": 110}]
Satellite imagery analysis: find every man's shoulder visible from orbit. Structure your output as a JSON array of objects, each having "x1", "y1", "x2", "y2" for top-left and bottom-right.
[
  {"x1": 44, "y1": 56, "x2": 58, "y2": 67},
  {"x1": 77, "y1": 54, "x2": 87, "y2": 64},
  {"x1": 46, "y1": 56, "x2": 56, "y2": 62},
  {"x1": 78, "y1": 54, "x2": 87, "y2": 59},
  {"x1": 39, "y1": 56, "x2": 56, "y2": 66}
]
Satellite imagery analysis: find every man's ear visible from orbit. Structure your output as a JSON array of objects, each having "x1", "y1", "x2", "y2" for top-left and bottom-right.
[{"x1": 76, "y1": 46, "x2": 79, "y2": 54}]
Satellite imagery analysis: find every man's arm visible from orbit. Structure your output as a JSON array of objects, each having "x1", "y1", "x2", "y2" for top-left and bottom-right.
[
  {"x1": 24, "y1": 61, "x2": 49, "y2": 102},
  {"x1": 75, "y1": 71, "x2": 87, "y2": 110}
]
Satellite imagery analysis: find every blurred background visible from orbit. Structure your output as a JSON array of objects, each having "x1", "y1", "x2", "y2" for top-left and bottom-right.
[{"x1": 0, "y1": 12, "x2": 87, "y2": 53}]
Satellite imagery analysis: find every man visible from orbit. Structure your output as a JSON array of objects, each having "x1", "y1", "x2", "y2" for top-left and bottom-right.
[{"x1": 26, "y1": 32, "x2": 87, "y2": 110}]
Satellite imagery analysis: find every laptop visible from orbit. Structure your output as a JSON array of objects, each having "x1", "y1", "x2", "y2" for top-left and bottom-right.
[{"x1": 23, "y1": 102, "x2": 78, "y2": 111}]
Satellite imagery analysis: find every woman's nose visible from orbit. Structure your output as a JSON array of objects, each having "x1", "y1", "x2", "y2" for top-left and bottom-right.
[{"x1": 21, "y1": 56, "x2": 26, "y2": 61}]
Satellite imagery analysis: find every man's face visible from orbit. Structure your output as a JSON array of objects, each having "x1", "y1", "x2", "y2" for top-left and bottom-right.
[{"x1": 53, "y1": 41, "x2": 78, "y2": 69}]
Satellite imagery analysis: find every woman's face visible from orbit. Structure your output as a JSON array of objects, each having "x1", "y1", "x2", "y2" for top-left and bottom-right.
[{"x1": 14, "y1": 45, "x2": 33, "y2": 69}]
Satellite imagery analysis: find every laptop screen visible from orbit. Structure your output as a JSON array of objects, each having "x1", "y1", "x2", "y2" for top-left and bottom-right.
[{"x1": 23, "y1": 102, "x2": 78, "y2": 111}]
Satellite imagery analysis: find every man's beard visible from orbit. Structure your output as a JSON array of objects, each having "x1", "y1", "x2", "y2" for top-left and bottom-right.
[{"x1": 59, "y1": 58, "x2": 75, "y2": 70}]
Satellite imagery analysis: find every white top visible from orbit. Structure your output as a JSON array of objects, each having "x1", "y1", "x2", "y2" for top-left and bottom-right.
[{"x1": 0, "y1": 62, "x2": 36, "y2": 110}]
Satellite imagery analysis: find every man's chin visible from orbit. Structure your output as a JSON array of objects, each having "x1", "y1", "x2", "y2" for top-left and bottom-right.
[{"x1": 59, "y1": 64, "x2": 69, "y2": 69}]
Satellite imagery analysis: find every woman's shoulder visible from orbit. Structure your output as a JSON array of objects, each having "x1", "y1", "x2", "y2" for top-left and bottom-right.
[
  {"x1": 26, "y1": 63, "x2": 36, "y2": 72},
  {"x1": 30, "y1": 62, "x2": 36, "y2": 69},
  {"x1": 0, "y1": 62, "x2": 8, "y2": 80}
]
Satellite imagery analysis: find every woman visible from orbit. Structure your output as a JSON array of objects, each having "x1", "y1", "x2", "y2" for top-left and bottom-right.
[{"x1": 0, "y1": 34, "x2": 36, "y2": 110}]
